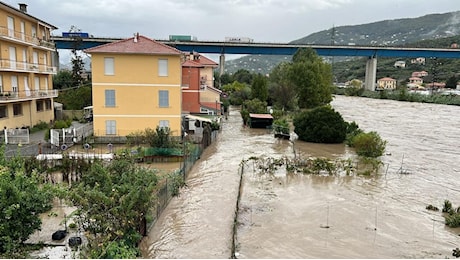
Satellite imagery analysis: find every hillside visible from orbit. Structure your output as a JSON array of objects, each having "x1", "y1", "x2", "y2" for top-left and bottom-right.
[{"x1": 224, "y1": 10, "x2": 460, "y2": 76}]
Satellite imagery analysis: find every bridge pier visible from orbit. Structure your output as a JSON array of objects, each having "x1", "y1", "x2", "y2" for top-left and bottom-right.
[
  {"x1": 219, "y1": 54, "x2": 225, "y2": 76},
  {"x1": 364, "y1": 56, "x2": 377, "y2": 91}
]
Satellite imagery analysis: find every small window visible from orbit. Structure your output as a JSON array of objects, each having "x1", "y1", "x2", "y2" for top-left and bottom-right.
[
  {"x1": 158, "y1": 59, "x2": 168, "y2": 76},
  {"x1": 13, "y1": 104, "x2": 22, "y2": 116},
  {"x1": 159, "y1": 120, "x2": 169, "y2": 129},
  {"x1": 159, "y1": 90, "x2": 169, "y2": 107},
  {"x1": 36, "y1": 100, "x2": 43, "y2": 112},
  {"x1": 104, "y1": 57, "x2": 114, "y2": 75},
  {"x1": 105, "y1": 89, "x2": 116, "y2": 107},
  {"x1": 45, "y1": 100, "x2": 52, "y2": 110},
  {"x1": 105, "y1": 120, "x2": 116, "y2": 135},
  {"x1": 0, "y1": 106, "x2": 7, "y2": 118}
]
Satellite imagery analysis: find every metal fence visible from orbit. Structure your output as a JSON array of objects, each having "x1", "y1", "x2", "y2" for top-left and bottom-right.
[
  {"x1": 4, "y1": 128, "x2": 30, "y2": 144},
  {"x1": 144, "y1": 132, "x2": 211, "y2": 233},
  {"x1": 50, "y1": 124, "x2": 94, "y2": 148}
]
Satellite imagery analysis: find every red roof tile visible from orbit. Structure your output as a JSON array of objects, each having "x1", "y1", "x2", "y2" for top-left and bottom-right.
[
  {"x1": 85, "y1": 34, "x2": 183, "y2": 55},
  {"x1": 197, "y1": 55, "x2": 219, "y2": 67},
  {"x1": 249, "y1": 113, "x2": 273, "y2": 119},
  {"x1": 182, "y1": 60, "x2": 204, "y2": 68}
]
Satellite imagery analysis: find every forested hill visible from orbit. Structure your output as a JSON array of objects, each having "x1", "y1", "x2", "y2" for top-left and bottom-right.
[{"x1": 224, "y1": 10, "x2": 460, "y2": 75}]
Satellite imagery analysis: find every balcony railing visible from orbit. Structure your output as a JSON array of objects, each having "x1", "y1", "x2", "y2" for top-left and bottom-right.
[
  {"x1": 0, "y1": 89, "x2": 58, "y2": 102},
  {"x1": 0, "y1": 59, "x2": 57, "y2": 74},
  {"x1": 0, "y1": 26, "x2": 55, "y2": 50}
]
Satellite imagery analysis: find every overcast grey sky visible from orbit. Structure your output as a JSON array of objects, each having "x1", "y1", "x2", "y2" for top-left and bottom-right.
[
  {"x1": 6, "y1": 0, "x2": 459, "y2": 62},
  {"x1": 7, "y1": 0, "x2": 459, "y2": 42}
]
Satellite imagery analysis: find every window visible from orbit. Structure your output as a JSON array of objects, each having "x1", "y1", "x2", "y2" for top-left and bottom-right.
[
  {"x1": 36, "y1": 100, "x2": 43, "y2": 111},
  {"x1": 7, "y1": 17, "x2": 14, "y2": 37},
  {"x1": 0, "y1": 106, "x2": 7, "y2": 118},
  {"x1": 104, "y1": 57, "x2": 114, "y2": 75},
  {"x1": 159, "y1": 90, "x2": 169, "y2": 107},
  {"x1": 159, "y1": 120, "x2": 169, "y2": 129},
  {"x1": 45, "y1": 100, "x2": 52, "y2": 110},
  {"x1": 105, "y1": 120, "x2": 116, "y2": 135},
  {"x1": 11, "y1": 76, "x2": 18, "y2": 94},
  {"x1": 158, "y1": 59, "x2": 168, "y2": 76},
  {"x1": 13, "y1": 104, "x2": 22, "y2": 116},
  {"x1": 105, "y1": 89, "x2": 115, "y2": 107}
]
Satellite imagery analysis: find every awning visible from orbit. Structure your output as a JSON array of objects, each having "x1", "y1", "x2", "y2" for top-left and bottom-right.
[{"x1": 184, "y1": 114, "x2": 213, "y2": 123}]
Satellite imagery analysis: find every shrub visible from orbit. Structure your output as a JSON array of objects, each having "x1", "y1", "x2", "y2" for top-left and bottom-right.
[
  {"x1": 273, "y1": 118, "x2": 290, "y2": 134},
  {"x1": 293, "y1": 105, "x2": 347, "y2": 143},
  {"x1": 350, "y1": 131, "x2": 386, "y2": 158}
]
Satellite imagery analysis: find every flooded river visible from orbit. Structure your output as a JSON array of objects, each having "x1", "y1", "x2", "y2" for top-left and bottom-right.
[{"x1": 140, "y1": 95, "x2": 460, "y2": 258}]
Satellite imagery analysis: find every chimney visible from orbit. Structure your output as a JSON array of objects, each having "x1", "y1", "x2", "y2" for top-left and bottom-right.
[
  {"x1": 133, "y1": 32, "x2": 139, "y2": 43},
  {"x1": 18, "y1": 3, "x2": 27, "y2": 12}
]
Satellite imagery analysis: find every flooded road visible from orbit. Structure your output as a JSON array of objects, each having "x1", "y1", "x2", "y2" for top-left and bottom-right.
[{"x1": 140, "y1": 95, "x2": 460, "y2": 258}]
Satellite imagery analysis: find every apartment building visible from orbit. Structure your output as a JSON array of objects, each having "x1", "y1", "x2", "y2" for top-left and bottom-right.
[
  {"x1": 0, "y1": 2, "x2": 58, "y2": 129},
  {"x1": 85, "y1": 34, "x2": 184, "y2": 137}
]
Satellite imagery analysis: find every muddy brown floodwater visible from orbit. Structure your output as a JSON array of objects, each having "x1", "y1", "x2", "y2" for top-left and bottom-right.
[{"x1": 140, "y1": 95, "x2": 460, "y2": 259}]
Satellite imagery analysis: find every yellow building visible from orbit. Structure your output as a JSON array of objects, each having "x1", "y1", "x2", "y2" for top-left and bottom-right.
[
  {"x1": 85, "y1": 34, "x2": 184, "y2": 137},
  {"x1": 0, "y1": 2, "x2": 58, "y2": 129},
  {"x1": 376, "y1": 77, "x2": 397, "y2": 90}
]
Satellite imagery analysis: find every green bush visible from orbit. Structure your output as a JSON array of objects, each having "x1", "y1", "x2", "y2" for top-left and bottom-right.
[
  {"x1": 273, "y1": 118, "x2": 290, "y2": 134},
  {"x1": 53, "y1": 119, "x2": 72, "y2": 129},
  {"x1": 293, "y1": 105, "x2": 347, "y2": 143},
  {"x1": 350, "y1": 131, "x2": 386, "y2": 158}
]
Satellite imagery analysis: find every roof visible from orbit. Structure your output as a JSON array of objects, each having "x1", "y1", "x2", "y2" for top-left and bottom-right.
[
  {"x1": 182, "y1": 60, "x2": 204, "y2": 68},
  {"x1": 249, "y1": 113, "x2": 273, "y2": 119},
  {"x1": 0, "y1": 2, "x2": 57, "y2": 30},
  {"x1": 207, "y1": 86, "x2": 223, "y2": 94},
  {"x1": 197, "y1": 55, "x2": 219, "y2": 67},
  {"x1": 85, "y1": 34, "x2": 183, "y2": 55},
  {"x1": 378, "y1": 77, "x2": 396, "y2": 81},
  {"x1": 183, "y1": 51, "x2": 219, "y2": 67},
  {"x1": 184, "y1": 114, "x2": 213, "y2": 123}
]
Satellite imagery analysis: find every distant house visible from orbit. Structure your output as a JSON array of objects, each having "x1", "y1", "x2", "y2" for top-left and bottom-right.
[
  {"x1": 410, "y1": 57, "x2": 426, "y2": 65},
  {"x1": 85, "y1": 34, "x2": 184, "y2": 137},
  {"x1": 409, "y1": 77, "x2": 423, "y2": 85},
  {"x1": 394, "y1": 61, "x2": 406, "y2": 68},
  {"x1": 411, "y1": 71, "x2": 428, "y2": 77},
  {"x1": 426, "y1": 82, "x2": 446, "y2": 89},
  {"x1": 376, "y1": 77, "x2": 397, "y2": 90}
]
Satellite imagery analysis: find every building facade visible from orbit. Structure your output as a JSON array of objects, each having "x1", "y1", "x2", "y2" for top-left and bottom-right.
[
  {"x1": 85, "y1": 34, "x2": 184, "y2": 137},
  {"x1": 182, "y1": 52, "x2": 221, "y2": 115},
  {"x1": 376, "y1": 77, "x2": 397, "y2": 90},
  {"x1": 0, "y1": 2, "x2": 58, "y2": 129}
]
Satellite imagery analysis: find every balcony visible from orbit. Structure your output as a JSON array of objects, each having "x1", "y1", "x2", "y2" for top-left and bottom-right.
[
  {"x1": 0, "y1": 59, "x2": 57, "y2": 74},
  {"x1": 0, "y1": 26, "x2": 55, "y2": 51},
  {"x1": 0, "y1": 89, "x2": 58, "y2": 103}
]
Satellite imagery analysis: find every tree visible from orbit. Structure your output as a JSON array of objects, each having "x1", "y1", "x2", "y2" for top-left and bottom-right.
[
  {"x1": 68, "y1": 26, "x2": 86, "y2": 87},
  {"x1": 222, "y1": 81, "x2": 251, "y2": 105},
  {"x1": 293, "y1": 105, "x2": 348, "y2": 143},
  {"x1": 289, "y1": 48, "x2": 333, "y2": 109},
  {"x1": 446, "y1": 75, "x2": 458, "y2": 89},
  {"x1": 251, "y1": 73, "x2": 268, "y2": 102},
  {"x1": 52, "y1": 70, "x2": 74, "y2": 89},
  {"x1": 348, "y1": 131, "x2": 386, "y2": 158},
  {"x1": 269, "y1": 62, "x2": 297, "y2": 111},
  {"x1": 233, "y1": 69, "x2": 253, "y2": 84},
  {"x1": 55, "y1": 85, "x2": 92, "y2": 110},
  {"x1": 240, "y1": 98, "x2": 268, "y2": 125},
  {"x1": 67, "y1": 159, "x2": 159, "y2": 258},
  {"x1": 0, "y1": 165, "x2": 53, "y2": 255}
]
